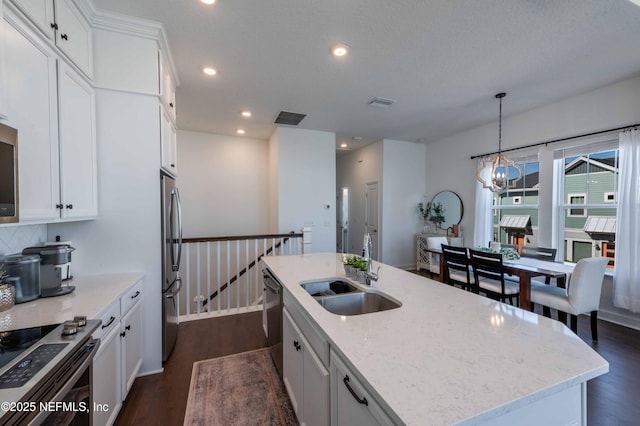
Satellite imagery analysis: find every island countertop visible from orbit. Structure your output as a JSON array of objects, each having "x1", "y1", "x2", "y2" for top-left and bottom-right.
[
  {"x1": 0, "y1": 272, "x2": 144, "y2": 331},
  {"x1": 262, "y1": 253, "x2": 608, "y2": 425}
]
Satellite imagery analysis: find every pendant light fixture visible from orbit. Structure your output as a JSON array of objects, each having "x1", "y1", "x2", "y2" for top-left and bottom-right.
[{"x1": 476, "y1": 92, "x2": 522, "y2": 193}]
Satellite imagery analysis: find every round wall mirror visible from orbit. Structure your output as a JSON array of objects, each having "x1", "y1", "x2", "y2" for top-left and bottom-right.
[{"x1": 431, "y1": 191, "x2": 464, "y2": 229}]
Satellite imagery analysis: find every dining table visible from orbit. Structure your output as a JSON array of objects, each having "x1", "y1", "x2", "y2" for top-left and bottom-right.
[{"x1": 426, "y1": 247, "x2": 574, "y2": 311}]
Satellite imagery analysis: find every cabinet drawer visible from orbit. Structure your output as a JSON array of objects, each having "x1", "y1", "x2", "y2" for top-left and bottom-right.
[
  {"x1": 121, "y1": 279, "x2": 143, "y2": 316},
  {"x1": 92, "y1": 301, "x2": 121, "y2": 340}
]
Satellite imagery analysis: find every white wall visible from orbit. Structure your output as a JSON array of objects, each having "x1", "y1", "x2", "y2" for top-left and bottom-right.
[
  {"x1": 177, "y1": 130, "x2": 268, "y2": 238},
  {"x1": 336, "y1": 141, "x2": 383, "y2": 257},
  {"x1": 270, "y1": 127, "x2": 336, "y2": 252},
  {"x1": 267, "y1": 131, "x2": 279, "y2": 233},
  {"x1": 425, "y1": 75, "x2": 640, "y2": 328},
  {"x1": 382, "y1": 139, "x2": 426, "y2": 269}
]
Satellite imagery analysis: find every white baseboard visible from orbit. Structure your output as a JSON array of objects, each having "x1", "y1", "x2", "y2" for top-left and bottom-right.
[{"x1": 598, "y1": 309, "x2": 640, "y2": 331}]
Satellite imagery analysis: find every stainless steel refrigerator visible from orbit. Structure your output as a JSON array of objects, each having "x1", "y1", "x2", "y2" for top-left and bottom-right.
[{"x1": 161, "y1": 172, "x2": 183, "y2": 361}]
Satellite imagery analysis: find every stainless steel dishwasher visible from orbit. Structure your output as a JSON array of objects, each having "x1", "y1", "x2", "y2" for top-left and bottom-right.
[{"x1": 263, "y1": 268, "x2": 283, "y2": 378}]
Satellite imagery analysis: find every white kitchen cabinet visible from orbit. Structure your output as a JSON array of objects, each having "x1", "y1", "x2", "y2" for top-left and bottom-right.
[
  {"x1": 330, "y1": 349, "x2": 394, "y2": 426},
  {"x1": 10, "y1": 0, "x2": 93, "y2": 78},
  {"x1": 283, "y1": 308, "x2": 329, "y2": 426},
  {"x1": 160, "y1": 104, "x2": 177, "y2": 176},
  {"x1": 3, "y1": 10, "x2": 61, "y2": 222},
  {"x1": 58, "y1": 61, "x2": 97, "y2": 219},
  {"x1": 159, "y1": 50, "x2": 176, "y2": 122},
  {"x1": 92, "y1": 301, "x2": 122, "y2": 426},
  {"x1": 3, "y1": 9, "x2": 96, "y2": 222},
  {"x1": 120, "y1": 282, "x2": 143, "y2": 399},
  {"x1": 0, "y1": 0, "x2": 7, "y2": 120}
]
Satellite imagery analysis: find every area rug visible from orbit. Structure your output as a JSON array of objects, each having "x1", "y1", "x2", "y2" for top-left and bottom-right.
[{"x1": 183, "y1": 348, "x2": 298, "y2": 425}]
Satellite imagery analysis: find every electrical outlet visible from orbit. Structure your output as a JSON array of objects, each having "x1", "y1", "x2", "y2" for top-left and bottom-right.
[{"x1": 193, "y1": 295, "x2": 206, "y2": 304}]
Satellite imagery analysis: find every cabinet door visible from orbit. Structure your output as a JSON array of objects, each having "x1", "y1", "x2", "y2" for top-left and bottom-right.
[
  {"x1": 3, "y1": 12, "x2": 60, "y2": 221},
  {"x1": 10, "y1": 0, "x2": 55, "y2": 40},
  {"x1": 54, "y1": 0, "x2": 92, "y2": 78},
  {"x1": 302, "y1": 334, "x2": 329, "y2": 426},
  {"x1": 159, "y1": 51, "x2": 176, "y2": 121},
  {"x1": 121, "y1": 301, "x2": 143, "y2": 400},
  {"x1": 58, "y1": 62, "x2": 97, "y2": 219},
  {"x1": 331, "y1": 350, "x2": 394, "y2": 426},
  {"x1": 92, "y1": 325, "x2": 122, "y2": 426},
  {"x1": 160, "y1": 104, "x2": 177, "y2": 176},
  {"x1": 283, "y1": 309, "x2": 303, "y2": 418}
]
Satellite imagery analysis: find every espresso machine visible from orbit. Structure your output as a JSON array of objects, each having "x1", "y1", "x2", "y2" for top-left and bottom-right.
[{"x1": 22, "y1": 243, "x2": 75, "y2": 297}]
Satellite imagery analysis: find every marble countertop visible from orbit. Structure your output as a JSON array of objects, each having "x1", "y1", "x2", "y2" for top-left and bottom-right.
[
  {"x1": 262, "y1": 253, "x2": 609, "y2": 425},
  {"x1": 0, "y1": 272, "x2": 144, "y2": 331}
]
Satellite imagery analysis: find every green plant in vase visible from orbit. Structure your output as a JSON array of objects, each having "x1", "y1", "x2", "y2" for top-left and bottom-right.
[{"x1": 429, "y1": 202, "x2": 446, "y2": 229}]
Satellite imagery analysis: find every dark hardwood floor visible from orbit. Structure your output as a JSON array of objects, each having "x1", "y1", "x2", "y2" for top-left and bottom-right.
[
  {"x1": 115, "y1": 311, "x2": 268, "y2": 426},
  {"x1": 115, "y1": 301, "x2": 640, "y2": 426}
]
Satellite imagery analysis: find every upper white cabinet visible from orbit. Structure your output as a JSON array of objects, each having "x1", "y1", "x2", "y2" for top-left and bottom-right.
[
  {"x1": 160, "y1": 104, "x2": 177, "y2": 176},
  {"x1": 10, "y1": 0, "x2": 93, "y2": 78},
  {"x1": 3, "y1": 9, "x2": 97, "y2": 222},
  {"x1": 159, "y1": 50, "x2": 176, "y2": 122},
  {"x1": 58, "y1": 62, "x2": 97, "y2": 219},
  {"x1": 0, "y1": 0, "x2": 6, "y2": 120}
]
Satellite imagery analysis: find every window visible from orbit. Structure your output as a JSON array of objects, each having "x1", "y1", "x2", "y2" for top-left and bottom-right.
[
  {"x1": 491, "y1": 156, "x2": 539, "y2": 245},
  {"x1": 604, "y1": 192, "x2": 616, "y2": 203},
  {"x1": 556, "y1": 143, "x2": 618, "y2": 266},
  {"x1": 567, "y1": 194, "x2": 586, "y2": 217}
]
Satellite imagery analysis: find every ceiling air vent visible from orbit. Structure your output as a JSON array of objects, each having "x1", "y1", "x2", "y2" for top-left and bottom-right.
[
  {"x1": 274, "y1": 111, "x2": 307, "y2": 126},
  {"x1": 367, "y1": 97, "x2": 396, "y2": 108}
]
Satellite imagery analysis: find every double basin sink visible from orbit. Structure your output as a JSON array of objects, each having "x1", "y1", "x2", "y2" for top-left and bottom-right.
[{"x1": 300, "y1": 279, "x2": 401, "y2": 316}]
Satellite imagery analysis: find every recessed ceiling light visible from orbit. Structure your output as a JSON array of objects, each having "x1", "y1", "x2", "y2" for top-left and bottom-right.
[
  {"x1": 340, "y1": 143, "x2": 348, "y2": 148},
  {"x1": 200, "y1": 0, "x2": 216, "y2": 5},
  {"x1": 203, "y1": 67, "x2": 217, "y2": 76},
  {"x1": 236, "y1": 129, "x2": 245, "y2": 135},
  {"x1": 241, "y1": 111, "x2": 252, "y2": 118},
  {"x1": 331, "y1": 44, "x2": 349, "y2": 57},
  {"x1": 352, "y1": 136, "x2": 363, "y2": 140}
]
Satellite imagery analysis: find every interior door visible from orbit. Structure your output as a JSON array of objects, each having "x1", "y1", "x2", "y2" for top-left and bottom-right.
[
  {"x1": 365, "y1": 182, "x2": 379, "y2": 261},
  {"x1": 336, "y1": 187, "x2": 349, "y2": 253}
]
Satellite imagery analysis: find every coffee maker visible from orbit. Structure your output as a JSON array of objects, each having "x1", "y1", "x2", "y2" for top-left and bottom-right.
[{"x1": 22, "y1": 244, "x2": 75, "y2": 297}]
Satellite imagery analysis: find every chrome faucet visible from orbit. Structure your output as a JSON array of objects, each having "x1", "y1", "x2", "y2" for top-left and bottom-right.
[{"x1": 363, "y1": 233, "x2": 380, "y2": 286}]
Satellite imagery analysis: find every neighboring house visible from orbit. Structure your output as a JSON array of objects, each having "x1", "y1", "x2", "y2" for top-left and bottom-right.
[{"x1": 493, "y1": 156, "x2": 617, "y2": 267}]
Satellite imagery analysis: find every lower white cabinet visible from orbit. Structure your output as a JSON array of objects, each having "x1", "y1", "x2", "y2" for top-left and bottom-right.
[
  {"x1": 92, "y1": 279, "x2": 143, "y2": 425},
  {"x1": 120, "y1": 299, "x2": 142, "y2": 398},
  {"x1": 330, "y1": 349, "x2": 393, "y2": 426},
  {"x1": 92, "y1": 315, "x2": 122, "y2": 426},
  {"x1": 283, "y1": 308, "x2": 329, "y2": 426}
]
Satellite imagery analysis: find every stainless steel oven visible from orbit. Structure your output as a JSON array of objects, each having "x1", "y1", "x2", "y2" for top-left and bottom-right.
[
  {"x1": 0, "y1": 122, "x2": 19, "y2": 223},
  {"x1": 0, "y1": 319, "x2": 100, "y2": 425}
]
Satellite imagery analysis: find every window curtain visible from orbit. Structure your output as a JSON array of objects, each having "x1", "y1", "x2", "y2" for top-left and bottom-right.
[
  {"x1": 473, "y1": 159, "x2": 493, "y2": 247},
  {"x1": 613, "y1": 129, "x2": 640, "y2": 312}
]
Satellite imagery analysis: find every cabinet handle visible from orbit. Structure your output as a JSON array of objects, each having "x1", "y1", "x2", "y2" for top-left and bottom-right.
[
  {"x1": 170, "y1": 164, "x2": 175, "y2": 168},
  {"x1": 131, "y1": 290, "x2": 140, "y2": 299},
  {"x1": 56, "y1": 204, "x2": 63, "y2": 210},
  {"x1": 50, "y1": 22, "x2": 58, "y2": 30},
  {"x1": 66, "y1": 204, "x2": 73, "y2": 209},
  {"x1": 169, "y1": 102, "x2": 174, "y2": 108},
  {"x1": 125, "y1": 325, "x2": 131, "y2": 331},
  {"x1": 101, "y1": 316, "x2": 116, "y2": 329},
  {"x1": 343, "y1": 375, "x2": 368, "y2": 406},
  {"x1": 60, "y1": 33, "x2": 69, "y2": 41},
  {"x1": 120, "y1": 331, "x2": 126, "y2": 338},
  {"x1": 293, "y1": 340, "x2": 301, "y2": 351}
]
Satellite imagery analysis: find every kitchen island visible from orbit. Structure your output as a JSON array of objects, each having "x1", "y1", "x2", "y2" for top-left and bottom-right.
[{"x1": 262, "y1": 253, "x2": 608, "y2": 425}]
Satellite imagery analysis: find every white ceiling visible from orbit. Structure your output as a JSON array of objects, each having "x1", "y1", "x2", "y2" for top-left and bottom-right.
[{"x1": 93, "y1": 0, "x2": 640, "y2": 152}]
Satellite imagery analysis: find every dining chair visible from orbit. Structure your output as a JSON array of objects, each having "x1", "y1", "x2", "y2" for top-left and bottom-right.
[
  {"x1": 441, "y1": 245, "x2": 475, "y2": 292},
  {"x1": 426, "y1": 237, "x2": 448, "y2": 279},
  {"x1": 507, "y1": 246, "x2": 561, "y2": 286},
  {"x1": 520, "y1": 246, "x2": 557, "y2": 261},
  {"x1": 469, "y1": 249, "x2": 520, "y2": 305},
  {"x1": 530, "y1": 257, "x2": 609, "y2": 341}
]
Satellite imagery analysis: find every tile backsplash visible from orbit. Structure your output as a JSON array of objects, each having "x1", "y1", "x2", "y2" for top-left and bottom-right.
[{"x1": 0, "y1": 225, "x2": 47, "y2": 256}]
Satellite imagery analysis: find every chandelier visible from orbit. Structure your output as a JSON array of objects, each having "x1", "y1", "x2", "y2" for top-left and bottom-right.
[{"x1": 476, "y1": 93, "x2": 522, "y2": 193}]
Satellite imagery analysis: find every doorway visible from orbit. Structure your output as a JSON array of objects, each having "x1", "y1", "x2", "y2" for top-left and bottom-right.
[
  {"x1": 365, "y1": 181, "x2": 379, "y2": 261},
  {"x1": 336, "y1": 187, "x2": 349, "y2": 253}
]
